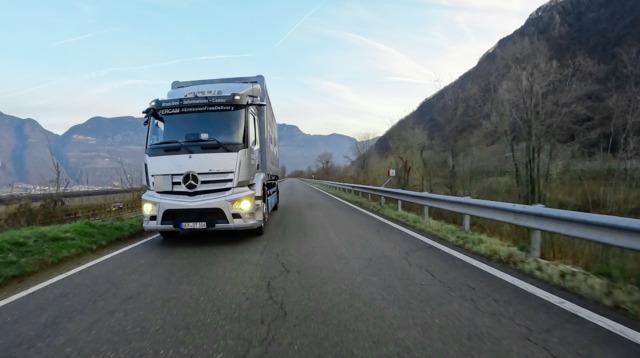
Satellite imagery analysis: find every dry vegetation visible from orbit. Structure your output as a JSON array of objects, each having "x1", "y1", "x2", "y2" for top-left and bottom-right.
[{"x1": 0, "y1": 191, "x2": 142, "y2": 231}]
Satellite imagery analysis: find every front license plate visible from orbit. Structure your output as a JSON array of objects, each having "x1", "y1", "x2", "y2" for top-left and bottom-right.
[{"x1": 179, "y1": 222, "x2": 207, "y2": 229}]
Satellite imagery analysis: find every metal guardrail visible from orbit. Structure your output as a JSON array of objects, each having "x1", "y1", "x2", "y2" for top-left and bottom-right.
[
  {"x1": 309, "y1": 179, "x2": 640, "y2": 255},
  {"x1": 0, "y1": 188, "x2": 143, "y2": 205}
]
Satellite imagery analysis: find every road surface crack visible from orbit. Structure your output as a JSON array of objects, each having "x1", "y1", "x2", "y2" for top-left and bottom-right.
[
  {"x1": 258, "y1": 254, "x2": 290, "y2": 355},
  {"x1": 416, "y1": 264, "x2": 560, "y2": 358}
]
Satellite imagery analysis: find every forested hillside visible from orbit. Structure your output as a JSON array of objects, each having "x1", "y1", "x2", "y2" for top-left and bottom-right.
[{"x1": 342, "y1": 0, "x2": 640, "y2": 217}]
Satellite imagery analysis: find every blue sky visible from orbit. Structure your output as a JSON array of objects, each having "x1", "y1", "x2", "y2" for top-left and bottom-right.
[{"x1": 0, "y1": 0, "x2": 547, "y2": 136}]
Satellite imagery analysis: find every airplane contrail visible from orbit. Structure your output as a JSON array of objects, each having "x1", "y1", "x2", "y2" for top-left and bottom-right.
[
  {"x1": 275, "y1": 2, "x2": 325, "y2": 47},
  {"x1": 51, "y1": 32, "x2": 96, "y2": 47}
]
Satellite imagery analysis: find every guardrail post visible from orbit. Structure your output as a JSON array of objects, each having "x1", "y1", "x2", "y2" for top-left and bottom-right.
[
  {"x1": 423, "y1": 206, "x2": 429, "y2": 221},
  {"x1": 381, "y1": 196, "x2": 385, "y2": 206},
  {"x1": 463, "y1": 214, "x2": 471, "y2": 231},
  {"x1": 368, "y1": 193, "x2": 371, "y2": 200},
  {"x1": 462, "y1": 196, "x2": 471, "y2": 231},
  {"x1": 398, "y1": 200, "x2": 402, "y2": 212},
  {"x1": 529, "y1": 204, "x2": 545, "y2": 258}
]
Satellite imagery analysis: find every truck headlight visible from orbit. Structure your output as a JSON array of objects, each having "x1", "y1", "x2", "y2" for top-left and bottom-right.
[
  {"x1": 142, "y1": 201, "x2": 157, "y2": 216},
  {"x1": 231, "y1": 196, "x2": 254, "y2": 212}
]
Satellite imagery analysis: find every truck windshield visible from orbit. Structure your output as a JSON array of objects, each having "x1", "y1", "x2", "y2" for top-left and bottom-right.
[{"x1": 147, "y1": 110, "x2": 245, "y2": 147}]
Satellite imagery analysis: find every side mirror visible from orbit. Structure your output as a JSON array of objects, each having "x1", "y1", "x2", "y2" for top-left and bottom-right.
[
  {"x1": 252, "y1": 101, "x2": 267, "y2": 107},
  {"x1": 142, "y1": 108, "x2": 151, "y2": 126},
  {"x1": 142, "y1": 108, "x2": 164, "y2": 126}
]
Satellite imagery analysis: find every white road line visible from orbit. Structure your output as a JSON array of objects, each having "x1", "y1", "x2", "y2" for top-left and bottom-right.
[
  {"x1": 304, "y1": 181, "x2": 640, "y2": 345},
  {"x1": 0, "y1": 234, "x2": 158, "y2": 308}
]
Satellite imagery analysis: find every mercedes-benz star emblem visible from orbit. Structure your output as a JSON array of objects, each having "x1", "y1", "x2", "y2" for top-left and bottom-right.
[{"x1": 181, "y1": 171, "x2": 200, "y2": 191}]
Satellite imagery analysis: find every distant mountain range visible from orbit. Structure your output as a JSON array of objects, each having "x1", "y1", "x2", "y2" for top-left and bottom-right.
[
  {"x1": 0, "y1": 112, "x2": 366, "y2": 187},
  {"x1": 278, "y1": 123, "x2": 358, "y2": 172}
]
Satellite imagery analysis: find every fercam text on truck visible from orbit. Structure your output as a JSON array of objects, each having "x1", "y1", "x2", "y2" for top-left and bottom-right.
[{"x1": 140, "y1": 75, "x2": 280, "y2": 237}]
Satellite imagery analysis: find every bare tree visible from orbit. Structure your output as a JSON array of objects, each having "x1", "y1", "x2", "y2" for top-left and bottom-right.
[
  {"x1": 491, "y1": 38, "x2": 575, "y2": 204},
  {"x1": 350, "y1": 131, "x2": 378, "y2": 182},
  {"x1": 388, "y1": 123, "x2": 424, "y2": 189},
  {"x1": 315, "y1": 152, "x2": 334, "y2": 179},
  {"x1": 610, "y1": 45, "x2": 640, "y2": 181},
  {"x1": 118, "y1": 159, "x2": 134, "y2": 188},
  {"x1": 419, "y1": 142, "x2": 436, "y2": 192},
  {"x1": 47, "y1": 144, "x2": 69, "y2": 208},
  {"x1": 435, "y1": 88, "x2": 469, "y2": 195}
]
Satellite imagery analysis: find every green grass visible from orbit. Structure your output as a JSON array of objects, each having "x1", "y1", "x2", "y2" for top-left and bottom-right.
[
  {"x1": 0, "y1": 216, "x2": 143, "y2": 285},
  {"x1": 320, "y1": 185, "x2": 640, "y2": 319}
]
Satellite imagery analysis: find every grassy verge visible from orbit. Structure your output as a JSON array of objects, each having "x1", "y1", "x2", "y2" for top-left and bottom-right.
[
  {"x1": 0, "y1": 216, "x2": 143, "y2": 285},
  {"x1": 319, "y1": 185, "x2": 640, "y2": 320}
]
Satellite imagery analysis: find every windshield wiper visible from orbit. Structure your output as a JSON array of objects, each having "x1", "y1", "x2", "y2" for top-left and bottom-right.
[
  {"x1": 183, "y1": 138, "x2": 232, "y2": 152},
  {"x1": 150, "y1": 140, "x2": 181, "y2": 146},
  {"x1": 150, "y1": 140, "x2": 193, "y2": 153}
]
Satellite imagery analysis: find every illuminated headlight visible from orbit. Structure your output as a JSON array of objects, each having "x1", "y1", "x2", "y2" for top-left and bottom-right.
[
  {"x1": 231, "y1": 196, "x2": 254, "y2": 212},
  {"x1": 142, "y1": 201, "x2": 157, "y2": 216}
]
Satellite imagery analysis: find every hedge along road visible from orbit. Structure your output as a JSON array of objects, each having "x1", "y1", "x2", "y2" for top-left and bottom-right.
[{"x1": 0, "y1": 179, "x2": 638, "y2": 357}]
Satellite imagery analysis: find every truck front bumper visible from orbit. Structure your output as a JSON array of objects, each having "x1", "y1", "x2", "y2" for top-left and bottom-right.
[{"x1": 141, "y1": 190, "x2": 263, "y2": 232}]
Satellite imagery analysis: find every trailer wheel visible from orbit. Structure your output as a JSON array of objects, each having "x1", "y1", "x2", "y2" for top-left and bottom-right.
[
  {"x1": 273, "y1": 185, "x2": 280, "y2": 211},
  {"x1": 262, "y1": 195, "x2": 269, "y2": 223}
]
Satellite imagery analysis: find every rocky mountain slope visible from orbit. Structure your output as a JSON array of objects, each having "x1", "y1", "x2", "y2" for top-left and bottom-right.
[
  {"x1": 278, "y1": 123, "x2": 358, "y2": 171},
  {"x1": 0, "y1": 114, "x2": 361, "y2": 186},
  {"x1": 0, "y1": 112, "x2": 60, "y2": 187}
]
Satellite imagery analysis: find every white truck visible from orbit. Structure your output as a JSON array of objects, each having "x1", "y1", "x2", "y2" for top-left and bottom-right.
[{"x1": 140, "y1": 75, "x2": 280, "y2": 237}]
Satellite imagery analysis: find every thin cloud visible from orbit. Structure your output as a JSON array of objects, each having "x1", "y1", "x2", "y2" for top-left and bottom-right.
[
  {"x1": 423, "y1": 0, "x2": 529, "y2": 14},
  {"x1": 85, "y1": 54, "x2": 253, "y2": 79},
  {"x1": 338, "y1": 31, "x2": 436, "y2": 84},
  {"x1": 0, "y1": 54, "x2": 250, "y2": 99},
  {"x1": 51, "y1": 32, "x2": 96, "y2": 47},
  {"x1": 298, "y1": 78, "x2": 414, "y2": 136},
  {"x1": 275, "y1": 2, "x2": 324, "y2": 47},
  {"x1": 0, "y1": 80, "x2": 60, "y2": 99},
  {"x1": 78, "y1": 79, "x2": 167, "y2": 98},
  {"x1": 386, "y1": 77, "x2": 434, "y2": 85}
]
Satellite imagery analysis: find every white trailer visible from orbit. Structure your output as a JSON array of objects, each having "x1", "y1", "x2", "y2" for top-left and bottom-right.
[{"x1": 141, "y1": 75, "x2": 280, "y2": 236}]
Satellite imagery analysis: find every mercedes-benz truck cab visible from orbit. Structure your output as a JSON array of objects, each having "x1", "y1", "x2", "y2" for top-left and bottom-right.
[{"x1": 141, "y1": 75, "x2": 280, "y2": 237}]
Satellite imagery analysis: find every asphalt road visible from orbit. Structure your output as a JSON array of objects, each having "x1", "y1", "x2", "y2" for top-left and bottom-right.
[{"x1": 1, "y1": 179, "x2": 639, "y2": 357}]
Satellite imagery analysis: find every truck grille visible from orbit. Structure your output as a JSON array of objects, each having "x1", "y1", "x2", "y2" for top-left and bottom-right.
[
  {"x1": 158, "y1": 172, "x2": 234, "y2": 196},
  {"x1": 161, "y1": 208, "x2": 229, "y2": 226}
]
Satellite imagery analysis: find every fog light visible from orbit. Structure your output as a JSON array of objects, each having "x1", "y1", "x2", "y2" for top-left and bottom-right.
[
  {"x1": 142, "y1": 201, "x2": 157, "y2": 216},
  {"x1": 232, "y1": 196, "x2": 254, "y2": 212}
]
